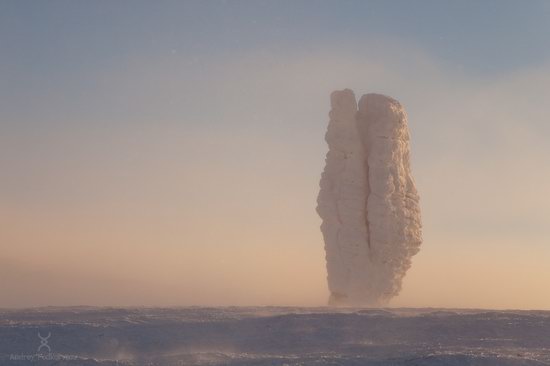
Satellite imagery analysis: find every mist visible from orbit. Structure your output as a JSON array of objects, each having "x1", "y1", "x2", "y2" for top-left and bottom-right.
[{"x1": 2, "y1": 31, "x2": 550, "y2": 310}]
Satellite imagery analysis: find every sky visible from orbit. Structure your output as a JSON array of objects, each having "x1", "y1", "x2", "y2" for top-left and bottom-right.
[{"x1": 1, "y1": 0, "x2": 550, "y2": 309}]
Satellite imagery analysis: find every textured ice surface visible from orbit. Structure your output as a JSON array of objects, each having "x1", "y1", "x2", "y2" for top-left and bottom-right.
[
  {"x1": 1, "y1": 307, "x2": 550, "y2": 366},
  {"x1": 317, "y1": 90, "x2": 422, "y2": 306}
]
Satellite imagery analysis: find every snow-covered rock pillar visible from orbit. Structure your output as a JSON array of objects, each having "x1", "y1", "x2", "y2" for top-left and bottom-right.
[{"x1": 317, "y1": 90, "x2": 422, "y2": 306}]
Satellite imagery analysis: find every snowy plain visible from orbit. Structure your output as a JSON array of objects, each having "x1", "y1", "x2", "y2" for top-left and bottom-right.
[{"x1": 1, "y1": 306, "x2": 549, "y2": 365}]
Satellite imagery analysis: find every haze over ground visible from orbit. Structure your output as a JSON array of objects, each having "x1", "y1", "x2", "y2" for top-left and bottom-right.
[{"x1": 1, "y1": 0, "x2": 550, "y2": 309}]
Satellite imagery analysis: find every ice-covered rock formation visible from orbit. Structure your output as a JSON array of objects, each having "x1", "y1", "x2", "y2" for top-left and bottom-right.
[{"x1": 317, "y1": 90, "x2": 422, "y2": 306}]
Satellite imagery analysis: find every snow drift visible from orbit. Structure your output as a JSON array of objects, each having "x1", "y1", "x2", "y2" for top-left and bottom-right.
[
  {"x1": 2, "y1": 307, "x2": 549, "y2": 366},
  {"x1": 317, "y1": 89, "x2": 422, "y2": 306}
]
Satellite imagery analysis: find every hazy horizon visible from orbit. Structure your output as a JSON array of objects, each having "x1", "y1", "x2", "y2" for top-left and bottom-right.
[{"x1": 2, "y1": 0, "x2": 550, "y2": 310}]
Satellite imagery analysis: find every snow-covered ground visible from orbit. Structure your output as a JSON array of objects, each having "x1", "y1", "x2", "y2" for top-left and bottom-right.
[{"x1": 1, "y1": 307, "x2": 549, "y2": 365}]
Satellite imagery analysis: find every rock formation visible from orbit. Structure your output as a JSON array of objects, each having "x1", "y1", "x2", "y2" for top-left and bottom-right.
[{"x1": 317, "y1": 89, "x2": 422, "y2": 306}]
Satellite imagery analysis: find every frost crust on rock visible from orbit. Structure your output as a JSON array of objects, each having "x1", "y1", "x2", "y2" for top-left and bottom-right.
[{"x1": 317, "y1": 90, "x2": 422, "y2": 306}]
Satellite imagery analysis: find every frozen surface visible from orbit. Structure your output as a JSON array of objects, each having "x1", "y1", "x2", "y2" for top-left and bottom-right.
[
  {"x1": 317, "y1": 90, "x2": 422, "y2": 306},
  {"x1": 1, "y1": 307, "x2": 550, "y2": 365}
]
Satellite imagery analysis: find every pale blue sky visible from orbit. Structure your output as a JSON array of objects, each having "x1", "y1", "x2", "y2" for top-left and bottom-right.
[
  {"x1": 1, "y1": 1, "x2": 550, "y2": 308},
  {"x1": 2, "y1": 0, "x2": 550, "y2": 153}
]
